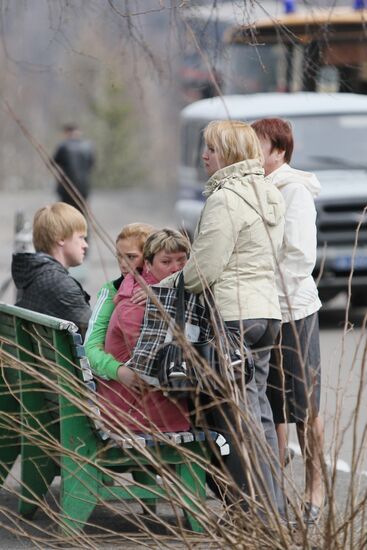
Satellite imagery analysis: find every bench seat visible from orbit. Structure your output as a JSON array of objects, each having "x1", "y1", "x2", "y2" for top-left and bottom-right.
[{"x1": 0, "y1": 302, "x2": 228, "y2": 535}]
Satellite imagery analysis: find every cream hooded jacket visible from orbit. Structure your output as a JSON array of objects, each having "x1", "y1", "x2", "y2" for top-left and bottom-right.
[
  {"x1": 266, "y1": 163, "x2": 322, "y2": 322},
  {"x1": 163, "y1": 159, "x2": 285, "y2": 321}
]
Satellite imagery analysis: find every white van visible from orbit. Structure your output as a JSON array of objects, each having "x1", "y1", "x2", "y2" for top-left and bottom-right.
[{"x1": 175, "y1": 92, "x2": 367, "y2": 305}]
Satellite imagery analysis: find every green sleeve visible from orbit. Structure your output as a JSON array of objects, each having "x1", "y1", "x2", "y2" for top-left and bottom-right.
[{"x1": 84, "y1": 281, "x2": 121, "y2": 380}]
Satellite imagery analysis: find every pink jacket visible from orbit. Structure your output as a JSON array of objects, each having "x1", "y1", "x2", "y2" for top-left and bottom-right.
[
  {"x1": 105, "y1": 269, "x2": 158, "y2": 363},
  {"x1": 98, "y1": 269, "x2": 189, "y2": 433}
]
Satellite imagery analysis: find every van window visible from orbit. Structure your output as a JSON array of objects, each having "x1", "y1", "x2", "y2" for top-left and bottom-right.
[
  {"x1": 289, "y1": 114, "x2": 367, "y2": 171},
  {"x1": 180, "y1": 112, "x2": 367, "y2": 181}
]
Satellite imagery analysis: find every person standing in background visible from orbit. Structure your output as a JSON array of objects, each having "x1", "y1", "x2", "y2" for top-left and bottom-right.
[
  {"x1": 53, "y1": 124, "x2": 95, "y2": 214},
  {"x1": 252, "y1": 118, "x2": 324, "y2": 524}
]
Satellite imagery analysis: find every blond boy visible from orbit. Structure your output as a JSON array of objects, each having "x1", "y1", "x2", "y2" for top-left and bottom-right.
[{"x1": 12, "y1": 202, "x2": 91, "y2": 335}]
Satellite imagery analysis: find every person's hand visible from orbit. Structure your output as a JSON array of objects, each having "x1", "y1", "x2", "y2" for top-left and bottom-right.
[
  {"x1": 117, "y1": 365, "x2": 146, "y2": 393},
  {"x1": 131, "y1": 288, "x2": 147, "y2": 306}
]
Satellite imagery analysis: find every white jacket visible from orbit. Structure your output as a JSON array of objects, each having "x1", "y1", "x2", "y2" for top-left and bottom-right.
[{"x1": 266, "y1": 163, "x2": 322, "y2": 322}]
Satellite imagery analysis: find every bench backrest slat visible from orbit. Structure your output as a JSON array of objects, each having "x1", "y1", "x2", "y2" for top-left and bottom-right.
[
  {"x1": 0, "y1": 302, "x2": 78, "y2": 333},
  {"x1": 0, "y1": 303, "x2": 90, "y2": 418}
]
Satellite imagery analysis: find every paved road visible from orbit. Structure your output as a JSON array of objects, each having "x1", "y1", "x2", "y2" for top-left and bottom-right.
[
  {"x1": 294, "y1": 303, "x2": 367, "y2": 478},
  {"x1": 1, "y1": 188, "x2": 366, "y2": 547}
]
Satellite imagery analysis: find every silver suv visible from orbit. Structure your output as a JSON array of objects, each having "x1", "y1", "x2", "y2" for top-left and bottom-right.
[{"x1": 175, "y1": 93, "x2": 367, "y2": 306}]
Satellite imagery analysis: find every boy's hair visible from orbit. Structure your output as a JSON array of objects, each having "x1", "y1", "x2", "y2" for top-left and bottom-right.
[
  {"x1": 116, "y1": 223, "x2": 156, "y2": 251},
  {"x1": 143, "y1": 228, "x2": 190, "y2": 264},
  {"x1": 204, "y1": 120, "x2": 263, "y2": 166},
  {"x1": 251, "y1": 118, "x2": 294, "y2": 163},
  {"x1": 33, "y1": 202, "x2": 87, "y2": 254}
]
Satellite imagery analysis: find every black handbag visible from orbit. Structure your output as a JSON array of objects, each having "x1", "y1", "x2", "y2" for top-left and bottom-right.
[
  {"x1": 157, "y1": 273, "x2": 198, "y2": 398},
  {"x1": 157, "y1": 273, "x2": 254, "y2": 398}
]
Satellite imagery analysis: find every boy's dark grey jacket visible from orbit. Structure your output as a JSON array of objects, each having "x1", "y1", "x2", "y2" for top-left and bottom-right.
[{"x1": 12, "y1": 252, "x2": 91, "y2": 335}]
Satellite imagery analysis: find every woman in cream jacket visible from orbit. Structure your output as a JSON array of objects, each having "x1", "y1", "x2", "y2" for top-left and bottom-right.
[{"x1": 163, "y1": 120, "x2": 286, "y2": 522}]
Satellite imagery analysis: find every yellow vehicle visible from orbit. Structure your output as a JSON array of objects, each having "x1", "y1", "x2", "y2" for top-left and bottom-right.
[{"x1": 223, "y1": 4, "x2": 367, "y2": 95}]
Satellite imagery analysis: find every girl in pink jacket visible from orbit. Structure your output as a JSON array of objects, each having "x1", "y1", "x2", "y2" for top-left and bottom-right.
[{"x1": 98, "y1": 229, "x2": 190, "y2": 433}]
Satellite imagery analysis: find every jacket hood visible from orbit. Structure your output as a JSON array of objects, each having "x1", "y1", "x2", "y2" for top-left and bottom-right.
[
  {"x1": 266, "y1": 163, "x2": 321, "y2": 198},
  {"x1": 11, "y1": 253, "x2": 66, "y2": 290},
  {"x1": 204, "y1": 158, "x2": 284, "y2": 226}
]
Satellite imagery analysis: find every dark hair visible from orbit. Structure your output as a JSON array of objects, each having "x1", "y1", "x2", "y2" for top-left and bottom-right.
[
  {"x1": 251, "y1": 118, "x2": 294, "y2": 163},
  {"x1": 62, "y1": 123, "x2": 79, "y2": 133}
]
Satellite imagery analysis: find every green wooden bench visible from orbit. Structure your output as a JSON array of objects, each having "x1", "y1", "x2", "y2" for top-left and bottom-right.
[{"x1": 0, "y1": 302, "x2": 229, "y2": 535}]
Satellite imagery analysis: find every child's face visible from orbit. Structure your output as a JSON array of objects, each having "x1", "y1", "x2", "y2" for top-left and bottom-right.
[
  {"x1": 62, "y1": 230, "x2": 88, "y2": 268},
  {"x1": 146, "y1": 249, "x2": 187, "y2": 282},
  {"x1": 116, "y1": 237, "x2": 144, "y2": 276}
]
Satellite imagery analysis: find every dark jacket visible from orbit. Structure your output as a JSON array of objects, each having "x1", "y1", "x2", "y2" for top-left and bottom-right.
[
  {"x1": 12, "y1": 252, "x2": 91, "y2": 335},
  {"x1": 53, "y1": 138, "x2": 95, "y2": 207}
]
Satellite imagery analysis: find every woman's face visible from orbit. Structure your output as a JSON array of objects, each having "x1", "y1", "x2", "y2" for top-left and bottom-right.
[
  {"x1": 146, "y1": 249, "x2": 187, "y2": 282},
  {"x1": 258, "y1": 135, "x2": 285, "y2": 176},
  {"x1": 202, "y1": 143, "x2": 226, "y2": 177},
  {"x1": 116, "y1": 237, "x2": 144, "y2": 276}
]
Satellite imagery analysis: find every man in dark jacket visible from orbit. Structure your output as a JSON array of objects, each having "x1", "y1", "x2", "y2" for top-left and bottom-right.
[
  {"x1": 53, "y1": 124, "x2": 95, "y2": 213},
  {"x1": 12, "y1": 202, "x2": 91, "y2": 337}
]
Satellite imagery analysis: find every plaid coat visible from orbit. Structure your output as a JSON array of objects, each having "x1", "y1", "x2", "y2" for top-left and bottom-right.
[{"x1": 126, "y1": 285, "x2": 211, "y2": 385}]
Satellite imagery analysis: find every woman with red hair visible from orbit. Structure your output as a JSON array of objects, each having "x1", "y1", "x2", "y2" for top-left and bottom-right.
[{"x1": 252, "y1": 117, "x2": 324, "y2": 524}]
